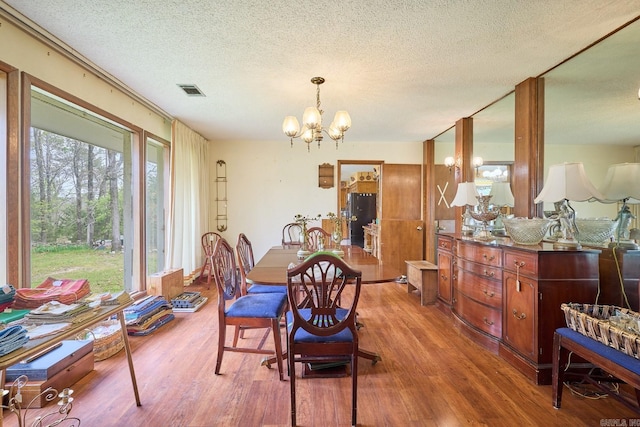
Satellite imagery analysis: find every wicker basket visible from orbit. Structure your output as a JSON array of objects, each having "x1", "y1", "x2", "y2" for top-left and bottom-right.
[
  {"x1": 78, "y1": 319, "x2": 124, "y2": 361},
  {"x1": 561, "y1": 303, "x2": 640, "y2": 359}
]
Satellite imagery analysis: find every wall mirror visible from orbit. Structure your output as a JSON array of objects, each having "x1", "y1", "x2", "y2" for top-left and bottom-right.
[
  {"x1": 433, "y1": 127, "x2": 456, "y2": 228},
  {"x1": 470, "y1": 92, "x2": 515, "y2": 199},
  {"x1": 542, "y1": 17, "x2": 640, "y2": 221}
]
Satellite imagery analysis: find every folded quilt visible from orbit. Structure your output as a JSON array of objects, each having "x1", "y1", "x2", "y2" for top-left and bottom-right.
[
  {"x1": 0, "y1": 325, "x2": 29, "y2": 356},
  {"x1": 14, "y1": 278, "x2": 91, "y2": 309}
]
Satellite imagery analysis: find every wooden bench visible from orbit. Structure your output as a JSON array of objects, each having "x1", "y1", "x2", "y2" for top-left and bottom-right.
[
  {"x1": 405, "y1": 261, "x2": 438, "y2": 306},
  {"x1": 552, "y1": 327, "x2": 640, "y2": 414}
]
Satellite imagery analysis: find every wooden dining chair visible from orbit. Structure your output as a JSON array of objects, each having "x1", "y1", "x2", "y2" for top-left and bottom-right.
[
  {"x1": 282, "y1": 222, "x2": 303, "y2": 246},
  {"x1": 212, "y1": 238, "x2": 287, "y2": 381},
  {"x1": 286, "y1": 252, "x2": 362, "y2": 427},
  {"x1": 236, "y1": 233, "x2": 286, "y2": 295},
  {"x1": 306, "y1": 226, "x2": 331, "y2": 251},
  {"x1": 199, "y1": 231, "x2": 222, "y2": 289}
]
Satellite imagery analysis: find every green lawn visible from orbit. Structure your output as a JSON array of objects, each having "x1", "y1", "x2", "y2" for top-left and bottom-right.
[{"x1": 31, "y1": 247, "x2": 124, "y2": 294}]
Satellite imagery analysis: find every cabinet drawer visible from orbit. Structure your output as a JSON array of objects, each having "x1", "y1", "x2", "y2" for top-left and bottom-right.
[
  {"x1": 503, "y1": 250, "x2": 538, "y2": 277},
  {"x1": 457, "y1": 242, "x2": 502, "y2": 267},
  {"x1": 456, "y1": 269, "x2": 502, "y2": 309},
  {"x1": 457, "y1": 258, "x2": 502, "y2": 281},
  {"x1": 453, "y1": 290, "x2": 502, "y2": 338},
  {"x1": 437, "y1": 235, "x2": 453, "y2": 252}
]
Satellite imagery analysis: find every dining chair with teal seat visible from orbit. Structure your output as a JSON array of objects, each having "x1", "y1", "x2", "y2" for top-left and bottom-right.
[
  {"x1": 286, "y1": 252, "x2": 362, "y2": 427},
  {"x1": 212, "y1": 237, "x2": 287, "y2": 381},
  {"x1": 236, "y1": 233, "x2": 287, "y2": 296}
]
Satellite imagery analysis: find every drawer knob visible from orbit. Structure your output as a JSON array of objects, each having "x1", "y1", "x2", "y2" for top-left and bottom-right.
[
  {"x1": 483, "y1": 254, "x2": 495, "y2": 261},
  {"x1": 482, "y1": 289, "x2": 495, "y2": 298},
  {"x1": 483, "y1": 269, "x2": 494, "y2": 277},
  {"x1": 440, "y1": 274, "x2": 448, "y2": 281},
  {"x1": 512, "y1": 309, "x2": 527, "y2": 320},
  {"x1": 483, "y1": 317, "x2": 494, "y2": 326}
]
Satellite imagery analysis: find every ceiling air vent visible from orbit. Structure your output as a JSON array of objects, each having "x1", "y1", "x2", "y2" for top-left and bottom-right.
[{"x1": 177, "y1": 84, "x2": 205, "y2": 97}]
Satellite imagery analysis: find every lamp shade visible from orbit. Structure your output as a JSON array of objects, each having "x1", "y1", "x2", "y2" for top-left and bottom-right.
[
  {"x1": 534, "y1": 162, "x2": 604, "y2": 203},
  {"x1": 333, "y1": 111, "x2": 351, "y2": 132},
  {"x1": 598, "y1": 162, "x2": 640, "y2": 203},
  {"x1": 489, "y1": 182, "x2": 514, "y2": 207},
  {"x1": 282, "y1": 116, "x2": 300, "y2": 137},
  {"x1": 451, "y1": 182, "x2": 479, "y2": 207}
]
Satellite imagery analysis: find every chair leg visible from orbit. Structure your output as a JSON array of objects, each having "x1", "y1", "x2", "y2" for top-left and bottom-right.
[
  {"x1": 352, "y1": 351, "x2": 358, "y2": 427},
  {"x1": 289, "y1": 349, "x2": 297, "y2": 426},
  {"x1": 215, "y1": 323, "x2": 226, "y2": 375},
  {"x1": 271, "y1": 318, "x2": 284, "y2": 381},
  {"x1": 232, "y1": 325, "x2": 242, "y2": 347}
]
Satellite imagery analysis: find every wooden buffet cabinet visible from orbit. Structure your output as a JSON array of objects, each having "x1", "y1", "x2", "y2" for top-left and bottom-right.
[{"x1": 436, "y1": 234, "x2": 602, "y2": 385}]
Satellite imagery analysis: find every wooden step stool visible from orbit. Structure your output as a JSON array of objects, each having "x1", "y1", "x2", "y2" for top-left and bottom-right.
[{"x1": 405, "y1": 260, "x2": 438, "y2": 306}]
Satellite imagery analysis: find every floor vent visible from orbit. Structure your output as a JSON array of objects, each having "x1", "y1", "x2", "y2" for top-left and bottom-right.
[{"x1": 177, "y1": 84, "x2": 205, "y2": 97}]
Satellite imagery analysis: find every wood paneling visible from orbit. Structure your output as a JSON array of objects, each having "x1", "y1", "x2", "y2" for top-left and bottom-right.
[{"x1": 514, "y1": 77, "x2": 545, "y2": 218}]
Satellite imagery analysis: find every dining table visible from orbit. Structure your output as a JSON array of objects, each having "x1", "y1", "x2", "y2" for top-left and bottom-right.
[{"x1": 246, "y1": 244, "x2": 403, "y2": 370}]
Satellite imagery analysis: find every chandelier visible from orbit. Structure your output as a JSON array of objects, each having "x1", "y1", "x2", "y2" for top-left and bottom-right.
[{"x1": 282, "y1": 77, "x2": 351, "y2": 151}]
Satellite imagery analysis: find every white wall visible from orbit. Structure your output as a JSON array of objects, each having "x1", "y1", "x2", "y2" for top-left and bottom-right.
[{"x1": 211, "y1": 139, "x2": 423, "y2": 259}]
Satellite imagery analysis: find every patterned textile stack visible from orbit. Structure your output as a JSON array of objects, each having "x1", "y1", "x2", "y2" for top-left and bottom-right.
[
  {"x1": 0, "y1": 285, "x2": 16, "y2": 312},
  {"x1": 124, "y1": 295, "x2": 174, "y2": 336},
  {"x1": 13, "y1": 278, "x2": 91, "y2": 309},
  {"x1": 0, "y1": 325, "x2": 29, "y2": 356},
  {"x1": 23, "y1": 301, "x2": 95, "y2": 325}
]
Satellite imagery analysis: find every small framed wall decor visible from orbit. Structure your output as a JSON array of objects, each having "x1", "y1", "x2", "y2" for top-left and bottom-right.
[{"x1": 318, "y1": 163, "x2": 334, "y2": 189}]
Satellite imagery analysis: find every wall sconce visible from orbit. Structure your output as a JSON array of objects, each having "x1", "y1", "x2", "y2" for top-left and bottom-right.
[
  {"x1": 443, "y1": 156, "x2": 483, "y2": 172},
  {"x1": 473, "y1": 156, "x2": 483, "y2": 174},
  {"x1": 444, "y1": 156, "x2": 459, "y2": 171}
]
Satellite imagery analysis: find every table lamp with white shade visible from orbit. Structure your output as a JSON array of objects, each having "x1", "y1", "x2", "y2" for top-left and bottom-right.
[
  {"x1": 534, "y1": 162, "x2": 604, "y2": 250},
  {"x1": 597, "y1": 162, "x2": 640, "y2": 249},
  {"x1": 451, "y1": 182, "x2": 479, "y2": 235},
  {"x1": 489, "y1": 182, "x2": 515, "y2": 236}
]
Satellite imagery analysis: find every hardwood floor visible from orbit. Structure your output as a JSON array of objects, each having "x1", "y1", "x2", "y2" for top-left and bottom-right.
[{"x1": 3, "y1": 280, "x2": 637, "y2": 426}]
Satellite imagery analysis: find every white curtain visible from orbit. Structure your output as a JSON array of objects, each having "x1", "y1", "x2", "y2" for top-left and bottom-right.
[{"x1": 166, "y1": 120, "x2": 210, "y2": 284}]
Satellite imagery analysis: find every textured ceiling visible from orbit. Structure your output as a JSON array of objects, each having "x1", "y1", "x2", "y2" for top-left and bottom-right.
[{"x1": 2, "y1": 1, "x2": 640, "y2": 145}]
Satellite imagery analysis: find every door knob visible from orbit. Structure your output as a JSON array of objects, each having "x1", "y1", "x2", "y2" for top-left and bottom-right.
[{"x1": 416, "y1": 226, "x2": 423, "y2": 231}]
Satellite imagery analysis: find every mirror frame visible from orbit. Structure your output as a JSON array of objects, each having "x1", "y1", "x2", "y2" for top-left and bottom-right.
[{"x1": 336, "y1": 160, "x2": 384, "y2": 216}]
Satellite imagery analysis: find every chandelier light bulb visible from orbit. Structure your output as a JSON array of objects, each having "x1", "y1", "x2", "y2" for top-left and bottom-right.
[
  {"x1": 302, "y1": 106, "x2": 321, "y2": 129},
  {"x1": 328, "y1": 123, "x2": 342, "y2": 140},
  {"x1": 333, "y1": 111, "x2": 352, "y2": 132},
  {"x1": 302, "y1": 128, "x2": 314, "y2": 144},
  {"x1": 282, "y1": 116, "x2": 300, "y2": 137}
]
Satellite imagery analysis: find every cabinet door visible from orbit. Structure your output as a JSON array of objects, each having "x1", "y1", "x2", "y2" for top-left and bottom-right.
[
  {"x1": 437, "y1": 251, "x2": 452, "y2": 304},
  {"x1": 503, "y1": 271, "x2": 537, "y2": 360}
]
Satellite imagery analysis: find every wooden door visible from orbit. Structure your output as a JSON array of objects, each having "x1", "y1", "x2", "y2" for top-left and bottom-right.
[{"x1": 378, "y1": 164, "x2": 423, "y2": 273}]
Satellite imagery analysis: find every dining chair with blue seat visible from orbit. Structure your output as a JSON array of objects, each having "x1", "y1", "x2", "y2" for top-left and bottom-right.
[
  {"x1": 236, "y1": 233, "x2": 287, "y2": 295},
  {"x1": 199, "y1": 231, "x2": 222, "y2": 289},
  {"x1": 212, "y1": 237, "x2": 287, "y2": 381},
  {"x1": 286, "y1": 252, "x2": 362, "y2": 427}
]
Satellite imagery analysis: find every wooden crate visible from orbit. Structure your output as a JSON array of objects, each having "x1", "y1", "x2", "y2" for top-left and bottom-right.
[
  {"x1": 5, "y1": 351, "x2": 94, "y2": 408},
  {"x1": 147, "y1": 268, "x2": 184, "y2": 300}
]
